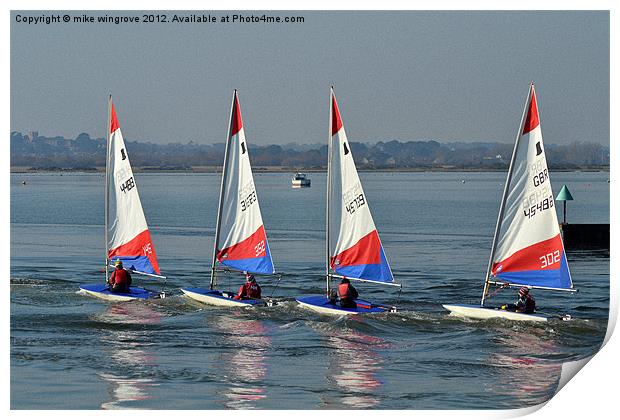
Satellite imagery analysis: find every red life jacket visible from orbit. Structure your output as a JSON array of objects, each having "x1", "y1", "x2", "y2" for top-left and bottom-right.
[
  {"x1": 110, "y1": 268, "x2": 131, "y2": 287},
  {"x1": 240, "y1": 281, "x2": 261, "y2": 299},
  {"x1": 338, "y1": 283, "x2": 351, "y2": 300}
]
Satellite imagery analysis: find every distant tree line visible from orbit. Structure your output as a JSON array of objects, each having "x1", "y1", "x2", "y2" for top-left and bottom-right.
[{"x1": 10, "y1": 131, "x2": 610, "y2": 170}]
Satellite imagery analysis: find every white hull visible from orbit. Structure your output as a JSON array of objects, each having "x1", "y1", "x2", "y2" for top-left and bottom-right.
[
  {"x1": 79, "y1": 289, "x2": 137, "y2": 302},
  {"x1": 181, "y1": 289, "x2": 254, "y2": 307},
  {"x1": 443, "y1": 304, "x2": 548, "y2": 322},
  {"x1": 296, "y1": 299, "x2": 356, "y2": 316}
]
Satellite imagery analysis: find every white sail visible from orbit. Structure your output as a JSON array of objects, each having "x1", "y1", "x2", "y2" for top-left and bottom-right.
[
  {"x1": 214, "y1": 91, "x2": 274, "y2": 275},
  {"x1": 328, "y1": 89, "x2": 393, "y2": 284},
  {"x1": 489, "y1": 85, "x2": 572, "y2": 290},
  {"x1": 106, "y1": 98, "x2": 161, "y2": 276}
]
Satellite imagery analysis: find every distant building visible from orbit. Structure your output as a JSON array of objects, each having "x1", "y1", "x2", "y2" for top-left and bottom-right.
[
  {"x1": 26, "y1": 130, "x2": 38, "y2": 143},
  {"x1": 483, "y1": 155, "x2": 503, "y2": 162}
]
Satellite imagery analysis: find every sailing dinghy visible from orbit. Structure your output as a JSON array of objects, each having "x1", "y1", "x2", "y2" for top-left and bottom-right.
[
  {"x1": 443, "y1": 84, "x2": 576, "y2": 322},
  {"x1": 181, "y1": 90, "x2": 276, "y2": 307},
  {"x1": 80, "y1": 97, "x2": 165, "y2": 302},
  {"x1": 296, "y1": 88, "x2": 400, "y2": 315}
]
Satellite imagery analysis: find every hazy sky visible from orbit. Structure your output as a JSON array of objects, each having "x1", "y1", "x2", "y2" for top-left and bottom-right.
[{"x1": 10, "y1": 10, "x2": 609, "y2": 145}]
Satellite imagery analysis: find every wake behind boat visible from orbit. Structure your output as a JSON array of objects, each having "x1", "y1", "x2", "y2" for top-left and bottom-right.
[
  {"x1": 79, "y1": 97, "x2": 166, "y2": 302},
  {"x1": 296, "y1": 88, "x2": 400, "y2": 315},
  {"x1": 443, "y1": 84, "x2": 576, "y2": 322},
  {"x1": 181, "y1": 90, "x2": 277, "y2": 307}
]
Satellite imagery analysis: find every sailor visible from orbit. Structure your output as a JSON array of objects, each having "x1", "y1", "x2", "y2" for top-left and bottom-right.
[
  {"x1": 107, "y1": 260, "x2": 132, "y2": 293},
  {"x1": 514, "y1": 287, "x2": 536, "y2": 313},
  {"x1": 234, "y1": 273, "x2": 262, "y2": 300},
  {"x1": 502, "y1": 287, "x2": 536, "y2": 314},
  {"x1": 337, "y1": 278, "x2": 359, "y2": 309}
]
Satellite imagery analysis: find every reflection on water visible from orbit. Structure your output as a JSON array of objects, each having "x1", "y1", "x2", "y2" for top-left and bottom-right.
[
  {"x1": 99, "y1": 374, "x2": 157, "y2": 410},
  {"x1": 213, "y1": 313, "x2": 270, "y2": 409},
  {"x1": 486, "y1": 326, "x2": 562, "y2": 405},
  {"x1": 324, "y1": 326, "x2": 388, "y2": 409},
  {"x1": 95, "y1": 304, "x2": 161, "y2": 409}
]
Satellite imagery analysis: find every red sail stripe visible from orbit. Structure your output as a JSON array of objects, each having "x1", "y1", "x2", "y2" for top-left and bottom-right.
[
  {"x1": 110, "y1": 100, "x2": 120, "y2": 134},
  {"x1": 330, "y1": 230, "x2": 382, "y2": 269},
  {"x1": 331, "y1": 93, "x2": 343, "y2": 136},
  {"x1": 492, "y1": 234, "x2": 563, "y2": 275},
  {"x1": 231, "y1": 93, "x2": 244, "y2": 137},
  {"x1": 218, "y1": 225, "x2": 267, "y2": 261},
  {"x1": 108, "y1": 229, "x2": 161, "y2": 274},
  {"x1": 522, "y1": 87, "x2": 540, "y2": 135}
]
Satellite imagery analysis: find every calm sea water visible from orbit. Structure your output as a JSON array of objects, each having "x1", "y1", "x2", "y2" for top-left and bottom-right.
[{"x1": 10, "y1": 171, "x2": 609, "y2": 409}]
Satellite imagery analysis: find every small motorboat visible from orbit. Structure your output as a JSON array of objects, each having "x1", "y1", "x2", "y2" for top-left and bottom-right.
[{"x1": 291, "y1": 172, "x2": 311, "y2": 187}]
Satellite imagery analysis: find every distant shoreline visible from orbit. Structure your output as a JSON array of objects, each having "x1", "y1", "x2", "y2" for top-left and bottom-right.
[{"x1": 10, "y1": 165, "x2": 610, "y2": 174}]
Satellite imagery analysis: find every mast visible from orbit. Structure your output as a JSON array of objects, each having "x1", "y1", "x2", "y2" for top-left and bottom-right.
[
  {"x1": 104, "y1": 95, "x2": 112, "y2": 283},
  {"x1": 481, "y1": 83, "x2": 533, "y2": 306},
  {"x1": 211, "y1": 90, "x2": 236, "y2": 289},
  {"x1": 326, "y1": 87, "x2": 335, "y2": 297}
]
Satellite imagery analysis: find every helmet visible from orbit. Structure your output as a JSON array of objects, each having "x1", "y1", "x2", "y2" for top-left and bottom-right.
[
  {"x1": 114, "y1": 260, "x2": 123, "y2": 267},
  {"x1": 247, "y1": 274, "x2": 256, "y2": 282},
  {"x1": 519, "y1": 287, "x2": 529, "y2": 297}
]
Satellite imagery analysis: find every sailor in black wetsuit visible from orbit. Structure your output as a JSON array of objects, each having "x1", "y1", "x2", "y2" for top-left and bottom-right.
[{"x1": 502, "y1": 287, "x2": 536, "y2": 314}]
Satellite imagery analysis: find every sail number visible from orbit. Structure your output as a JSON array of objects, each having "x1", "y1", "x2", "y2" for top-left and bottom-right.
[
  {"x1": 119, "y1": 176, "x2": 135, "y2": 194},
  {"x1": 115, "y1": 167, "x2": 136, "y2": 195},
  {"x1": 539, "y1": 250, "x2": 560, "y2": 268},
  {"x1": 345, "y1": 193, "x2": 366, "y2": 214},
  {"x1": 239, "y1": 181, "x2": 257, "y2": 212},
  {"x1": 523, "y1": 195, "x2": 554, "y2": 219},
  {"x1": 343, "y1": 182, "x2": 366, "y2": 215},
  {"x1": 240, "y1": 190, "x2": 257, "y2": 211},
  {"x1": 142, "y1": 242, "x2": 152, "y2": 256},
  {"x1": 522, "y1": 184, "x2": 554, "y2": 219},
  {"x1": 254, "y1": 240, "x2": 266, "y2": 257}
]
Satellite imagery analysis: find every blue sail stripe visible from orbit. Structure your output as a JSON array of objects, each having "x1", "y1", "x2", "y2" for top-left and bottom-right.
[
  {"x1": 494, "y1": 251, "x2": 572, "y2": 289},
  {"x1": 335, "y1": 246, "x2": 393, "y2": 283},
  {"x1": 221, "y1": 243, "x2": 274, "y2": 274},
  {"x1": 112, "y1": 256, "x2": 156, "y2": 275}
]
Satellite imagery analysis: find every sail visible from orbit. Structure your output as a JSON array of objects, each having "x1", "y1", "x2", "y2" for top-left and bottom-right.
[
  {"x1": 328, "y1": 90, "x2": 393, "y2": 283},
  {"x1": 215, "y1": 92, "x2": 275, "y2": 274},
  {"x1": 107, "y1": 99, "x2": 161, "y2": 275},
  {"x1": 490, "y1": 85, "x2": 572, "y2": 289}
]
